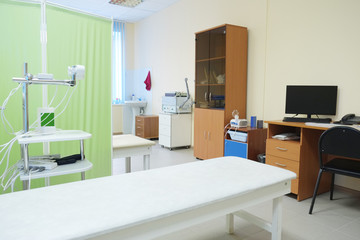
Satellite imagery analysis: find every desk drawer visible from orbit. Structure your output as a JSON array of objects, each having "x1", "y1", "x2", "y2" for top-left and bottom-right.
[
  {"x1": 136, "y1": 117, "x2": 145, "y2": 127},
  {"x1": 267, "y1": 155, "x2": 299, "y2": 177},
  {"x1": 136, "y1": 125, "x2": 144, "y2": 137},
  {"x1": 267, "y1": 155, "x2": 299, "y2": 195},
  {"x1": 266, "y1": 139, "x2": 300, "y2": 161}
]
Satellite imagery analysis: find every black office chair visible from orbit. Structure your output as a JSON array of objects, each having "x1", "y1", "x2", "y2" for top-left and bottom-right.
[{"x1": 309, "y1": 126, "x2": 360, "y2": 214}]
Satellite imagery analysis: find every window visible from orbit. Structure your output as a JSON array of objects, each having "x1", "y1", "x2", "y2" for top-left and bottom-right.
[{"x1": 112, "y1": 21, "x2": 125, "y2": 104}]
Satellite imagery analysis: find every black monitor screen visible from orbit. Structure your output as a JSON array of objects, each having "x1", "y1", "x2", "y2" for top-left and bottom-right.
[{"x1": 285, "y1": 85, "x2": 338, "y2": 116}]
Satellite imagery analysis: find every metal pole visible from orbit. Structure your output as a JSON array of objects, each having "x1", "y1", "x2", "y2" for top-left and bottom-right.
[{"x1": 22, "y1": 63, "x2": 30, "y2": 189}]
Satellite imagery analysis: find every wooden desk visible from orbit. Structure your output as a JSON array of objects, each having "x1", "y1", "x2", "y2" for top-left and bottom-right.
[{"x1": 265, "y1": 121, "x2": 332, "y2": 201}]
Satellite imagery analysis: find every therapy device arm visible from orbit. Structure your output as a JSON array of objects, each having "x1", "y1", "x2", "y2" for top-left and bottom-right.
[
  {"x1": 179, "y1": 78, "x2": 191, "y2": 109},
  {"x1": 13, "y1": 64, "x2": 85, "y2": 87}
]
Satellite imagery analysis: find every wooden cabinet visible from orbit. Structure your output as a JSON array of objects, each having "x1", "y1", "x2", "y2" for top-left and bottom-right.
[
  {"x1": 224, "y1": 127, "x2": 267, "y2": 161},
  {"x1": 135, "y1": 115, "x2": 159, "y2": 139},
  {"x1": 194, "y1": 108, "x2": 224, "y2": 159},
  {"x1": 194, "y1": 24, "x2": 248, "y2": 159},
  {"x1": 265, "y1": 121, "x2": 331, "y2": 201}
]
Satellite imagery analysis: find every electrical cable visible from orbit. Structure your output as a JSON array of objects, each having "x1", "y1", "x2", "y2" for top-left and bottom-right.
[
  {"x1": 48, "y1": 85, "x2": 58, "y2": 106},
  {"x1": 52, "y1": 83, "x2": 78, "y2": 121},
  {"x1": 1, "y1": 84, "x2": 22, "y2": 135}
]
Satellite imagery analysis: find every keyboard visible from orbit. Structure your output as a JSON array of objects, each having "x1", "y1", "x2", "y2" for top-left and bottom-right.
[
  {"x1": 304, "y1": 122, "x2": 341, "y2": 128},
  {"x1": 305, "y1": 122, "x2": 360, "y2": 129},
  {"x1": 283, "y1": 117, "x2": 331, "y2": 123}
]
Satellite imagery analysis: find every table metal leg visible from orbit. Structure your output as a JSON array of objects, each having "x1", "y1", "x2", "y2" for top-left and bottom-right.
[
  {"x1": 22, "y1": 180, "x2": 29, "y2": 190},
  {"x1": 271, "y1": 196, "x2": 283, "y2": 240},
  {"x1": 45, "y1": 177, "x2": 50, "y2": 186},
  {"x1": 81, "y1": 172, "x2": 85, "y2": 180},
  {"x1": 125, "y1": 157, "x2": 131, "y2": 173},
  {"x1": 143, "y1": 154, "x2": 150, "y2": 170},
  {"x1": 226, "y1": 213, "x2": 234, "y2": 234}
]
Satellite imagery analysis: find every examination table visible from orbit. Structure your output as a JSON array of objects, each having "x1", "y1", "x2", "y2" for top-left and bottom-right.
[{"x1": 0, "y1": 156, "x2": 296, "y2": 240}]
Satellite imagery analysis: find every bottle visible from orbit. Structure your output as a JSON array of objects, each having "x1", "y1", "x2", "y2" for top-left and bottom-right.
[{"x1": 132, "y1": 94, "x2": 135, "y2": 101}]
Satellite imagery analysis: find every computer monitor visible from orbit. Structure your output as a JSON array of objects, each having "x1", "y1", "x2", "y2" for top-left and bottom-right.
[{"x1": 285, "y1": 85, "x2": 338, "y2": 122}]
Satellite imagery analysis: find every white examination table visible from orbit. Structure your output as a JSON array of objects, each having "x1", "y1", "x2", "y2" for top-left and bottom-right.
[
  {"x1": 0, "y1": 157, "x2": 296, "y2": 240},
  {"x1": 113, "y1": 134, "x2": 155, "y2": 172}
]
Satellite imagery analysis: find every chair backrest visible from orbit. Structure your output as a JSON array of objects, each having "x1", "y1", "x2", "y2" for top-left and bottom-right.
[{"x1": 319, "y1": 126, "x2": 360, "y2": 162}]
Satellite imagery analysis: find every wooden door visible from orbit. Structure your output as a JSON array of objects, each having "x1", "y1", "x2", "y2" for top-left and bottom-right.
[
  {"x1": 194, "y1": 108, "x2": 208, "y2": 159},
  {"x1": 207, "y1": 109, "x2": 225, "y2": 159}
]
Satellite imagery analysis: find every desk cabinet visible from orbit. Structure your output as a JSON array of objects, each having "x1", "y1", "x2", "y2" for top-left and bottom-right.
[
  {"x1": 224, "y1": 127, "x2": 267, "y2": 161},
  {"x1": 135, "y1": 115, "x2": 159, "y2": 139},
  {"x1": 265, "y1": 121, "x2": 331, "y2": 201}
]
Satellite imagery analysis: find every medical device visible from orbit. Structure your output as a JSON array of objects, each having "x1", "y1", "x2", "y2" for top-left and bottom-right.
[
  {"x1": 37, "y1": 107, "x2": 55, "y2": 133},
  {"x1": 162, "y1": 78, "x2": 192, "y2": 113},
  {"x1": 227, "y1": 130, "x2": 248, "y2": 142},
  {"x1": 230, "y1": 110, "x2": 247, "y2": 128},
  {"x1": 11, "y1": 62, "x2": 85, "y2": 175}
]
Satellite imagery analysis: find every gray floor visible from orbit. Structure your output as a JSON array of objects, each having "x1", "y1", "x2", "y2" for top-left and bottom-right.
[{"x1": 112, "y1": 142, "x2": 360, "y2": 240}]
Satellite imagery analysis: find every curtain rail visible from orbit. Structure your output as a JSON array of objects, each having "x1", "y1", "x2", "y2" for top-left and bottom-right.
[{"x1": 10, "y1": 0, "x2": 113, "y2": 21}]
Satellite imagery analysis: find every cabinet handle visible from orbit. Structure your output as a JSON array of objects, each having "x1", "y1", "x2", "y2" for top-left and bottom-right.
[
  {"x1": 204, "y1": 131, "x2": 207, "y2": 140},
  {"x1": 205, "y1": 92, "x2": 208, "y2": 101},
  {"x1": 208, "y1": 132, "x2": 211, "y2": 140},
  {"x1": 276, "y1": 147, "x2": 288, "y2": 151},
  {"x1": 209, "y1": 92, "x2": 212, "y2": 101},
  {"x1": 275, "y1": 162, "x2": 287, "y2": 167}
]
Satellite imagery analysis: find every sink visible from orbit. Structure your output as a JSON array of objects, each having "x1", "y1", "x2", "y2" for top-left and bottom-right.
[
  {"x1": 124, "y1": 100, "x2": 147, "y2": 108},
  {"x1": 125, "y1": 100, "x2": 147, "y2": 134}
]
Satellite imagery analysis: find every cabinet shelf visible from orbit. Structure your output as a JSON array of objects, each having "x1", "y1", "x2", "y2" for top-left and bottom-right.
[
  {"x1": 196, "y1": 56, "x2": 226, "y2": 62},
  {"x1": 19, "y1": 159, "x2": 92, "y2": 181},
  {"x1": 196, "y1": 83, "x2": 225, "y2": 87}
]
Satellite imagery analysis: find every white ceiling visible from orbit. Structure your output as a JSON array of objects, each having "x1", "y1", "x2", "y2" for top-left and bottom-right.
[{"x1": 43, "y1": 0, "x2": 180, "y2": 22}]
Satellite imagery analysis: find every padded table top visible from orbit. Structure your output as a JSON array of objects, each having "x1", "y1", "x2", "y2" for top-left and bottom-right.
[
  {"x1": 0, "y1": 157, "x2": 296, "y2": 240},
  {"x1": 113, "y1": 134, "x2": 155, "y2": 149}
]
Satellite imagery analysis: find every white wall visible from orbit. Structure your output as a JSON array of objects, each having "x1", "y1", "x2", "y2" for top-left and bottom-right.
[
  {"x1": 132, "y1": 0, "x2": 267, "y2": 119},
  {"x1": 112, "y1": 105, "x2": 123, "y2": 134},
  {"x1": 127, "y1": 0, "x2": 360, "y2": 191},
  {"x1": 264, "y1": 0, "x2": 360, "y2": 120}
]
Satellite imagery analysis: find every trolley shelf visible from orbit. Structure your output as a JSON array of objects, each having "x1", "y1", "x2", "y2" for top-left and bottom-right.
[{"x1": 19, "y1": 159, "x2": 92, "y2": 181}]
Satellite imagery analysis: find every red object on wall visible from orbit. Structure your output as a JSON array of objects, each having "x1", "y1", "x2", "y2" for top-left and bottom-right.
[{"x1": 144, "y1": 71, "x2": 151, "y2": 91}]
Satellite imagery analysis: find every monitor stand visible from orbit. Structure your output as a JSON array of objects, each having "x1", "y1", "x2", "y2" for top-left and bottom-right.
[{"x1": 283, "y1": 114, "x2": 331, "y2": 123}]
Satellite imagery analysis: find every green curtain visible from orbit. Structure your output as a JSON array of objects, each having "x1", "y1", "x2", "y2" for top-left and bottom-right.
[{"x1": 0, "y1": 1, "x2": 112, "y2": 192}]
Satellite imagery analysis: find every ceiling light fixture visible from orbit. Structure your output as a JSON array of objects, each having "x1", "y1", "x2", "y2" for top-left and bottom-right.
[{"x1": 109, "y1": 0, "x2": 144, "y2": 8}]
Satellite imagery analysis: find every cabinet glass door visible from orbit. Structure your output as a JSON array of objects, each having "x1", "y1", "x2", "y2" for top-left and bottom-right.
[
  {"x1": 195, "y1": 26, "x2": 226, "y2": 109},
  {"x1": 208, "y1": 27, "x2": 226, "y2": 109},
  {"x1": 195, "y1": 31, "x2": 210, "y2": 108},
  {"x1": 196, "y1": 31, "x2": 210, "y2": 61},
  {"x1": 209, "y1": 26, "x2": 226, "y2": 59}
]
